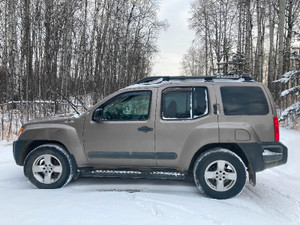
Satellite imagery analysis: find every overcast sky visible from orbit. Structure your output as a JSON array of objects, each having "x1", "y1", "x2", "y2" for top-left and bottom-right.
[{"x1": 151, "y1": 0, "x2": 195, "y2": 76}]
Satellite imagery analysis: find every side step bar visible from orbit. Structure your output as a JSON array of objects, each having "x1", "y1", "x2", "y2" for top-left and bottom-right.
[{"x1": 80, "y1": 169, "x2": 186, "y2": 180}]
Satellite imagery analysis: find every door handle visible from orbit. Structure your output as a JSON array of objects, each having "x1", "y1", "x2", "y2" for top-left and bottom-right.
[
  {"x1": 213, "y1": 104, "x2": 219, "y2": 115},
  {"x1": 138, "y1": 126, "x2": 153, "y2": 133}
]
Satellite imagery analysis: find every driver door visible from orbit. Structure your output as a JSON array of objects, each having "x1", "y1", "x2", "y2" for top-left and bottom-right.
[{"x1": 83, "y1": 90, "x2": 156, "y2": 167}]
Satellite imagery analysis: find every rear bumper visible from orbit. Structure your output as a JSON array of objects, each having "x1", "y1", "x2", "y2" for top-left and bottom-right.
[
  {"x1": 13, "y1": 140, "x2": 30, "y2": 166},
  {"x1": 238, "y1": 142, "x2": 288, "y2": 173},
  {"x1": 261, "y1": 144, "x2": 287, "y2": 166}
]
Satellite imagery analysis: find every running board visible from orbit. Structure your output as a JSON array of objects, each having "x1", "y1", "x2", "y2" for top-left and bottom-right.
[{"x1": 80, "y1": 169, "x2": 186, "y2": 180}]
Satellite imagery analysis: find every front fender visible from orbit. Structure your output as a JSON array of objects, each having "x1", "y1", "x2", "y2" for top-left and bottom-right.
[{"x1": 19, "y1": 123, "x2": 88, "y2": 166}]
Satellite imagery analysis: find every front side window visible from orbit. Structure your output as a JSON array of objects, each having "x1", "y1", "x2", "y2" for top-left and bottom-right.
[
  {"x1": 221, "y1": 86, "x2": 269, "y2": 115},
  {"x1": 162, "y1": 87, "x2": 208, "y2": 120},
  {"x1": 100, "y1": 91, "x2": 151, "y2": 121}
]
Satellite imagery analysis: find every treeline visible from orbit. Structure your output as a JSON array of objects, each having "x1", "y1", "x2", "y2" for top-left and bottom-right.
[
  {"x1": 0, "y1": 0, "x2": 166, "y2": 105},
  {"x1": 0, "y1": 0, "x2": 166, "y2": 139},
  {"x1": 182, "y1": 0, "x2": 300, "y2": 100}
]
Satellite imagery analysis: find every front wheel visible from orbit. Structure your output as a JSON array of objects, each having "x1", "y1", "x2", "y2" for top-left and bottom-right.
[
  {"x1": 24, "y1": 144, "x2": 74, "y2": 189},
  {"x1": 193, "y1": 149, "x2": 247, "y2": 199}
]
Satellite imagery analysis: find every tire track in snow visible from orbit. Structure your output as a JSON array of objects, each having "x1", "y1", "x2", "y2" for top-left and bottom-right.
[
  {"x1": 131, "y1": 196, "x2": 224, "y2": 225},
  {"x1": 245, "y1": 182, "x2": 300, "y2": 225}
]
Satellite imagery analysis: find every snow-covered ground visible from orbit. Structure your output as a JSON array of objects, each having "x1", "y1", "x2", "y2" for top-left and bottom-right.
[{"x1": 0, "y1": 128, "x2": 299, "y2": 225}]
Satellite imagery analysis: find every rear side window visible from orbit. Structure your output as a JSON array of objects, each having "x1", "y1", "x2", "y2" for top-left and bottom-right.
[
  {"x1": 221, "y1": 86, "x2": 269, "y2": 115},
  {"x1": 162, "y1": 87, "x2": 208, "y2": 119}
]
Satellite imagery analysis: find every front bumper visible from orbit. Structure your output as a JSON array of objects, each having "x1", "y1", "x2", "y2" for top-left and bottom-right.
[{"x1": 13, "y1": 140, "x2": 30, "y2": 166}]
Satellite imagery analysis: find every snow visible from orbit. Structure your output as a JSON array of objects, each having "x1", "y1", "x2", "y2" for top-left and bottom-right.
[
  {"x1": 1, "y1": 128, "x2": 300, "y2": 225},
  {"x1": 262, "y1": 149, "x2": 282, "y2": 156},
  {"x1": 274, "y1": 70, "x2": 300, "y2": 83},
  {"x1": 279, "y1": 102, "x2": 300, "y2": 121},
  {"x1": 281, "y1": 85, "x2": 300, "y2": 97}
]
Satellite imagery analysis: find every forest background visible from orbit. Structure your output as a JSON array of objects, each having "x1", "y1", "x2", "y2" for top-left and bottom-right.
[{"x1": 0, "y1": 0, "x2": 300, "y2": 140}]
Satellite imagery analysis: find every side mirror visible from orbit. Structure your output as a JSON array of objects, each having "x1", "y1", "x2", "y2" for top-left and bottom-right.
[{"x1": 93, "y1": 108, "x2": 103, "y2": 122}]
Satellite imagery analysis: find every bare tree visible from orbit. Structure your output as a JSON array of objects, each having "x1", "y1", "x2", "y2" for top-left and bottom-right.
[
  {"x1": 181, "y1": 42, "x2": 205, "y2": 76},
  {"x1": 0, "y1": 0, "x2": 167, "y2": 139}
]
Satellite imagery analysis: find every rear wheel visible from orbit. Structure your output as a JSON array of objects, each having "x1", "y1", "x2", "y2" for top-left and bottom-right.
[
  {"x1": 24, "y1": 144, "x2": 74, "y2": 189},
  {"x1": 193, "y1": 149, "x2": 247, "y2": 199}
]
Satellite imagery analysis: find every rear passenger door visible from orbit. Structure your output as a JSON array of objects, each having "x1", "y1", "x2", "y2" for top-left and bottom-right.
[
  {"x1": 155, "y1": 85, "x2": 219, "y2": 169},
  {"x1": 215, "y1": 84, "x2": 274, "y2": 142}
]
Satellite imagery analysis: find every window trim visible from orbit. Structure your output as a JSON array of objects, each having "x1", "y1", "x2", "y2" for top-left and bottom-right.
[
  {"x1": 93, "y1": 90, "x2": 152, "y2": 122},
  {"x1": 161, "y1": 86, "x2": 209, "y2": 121}
]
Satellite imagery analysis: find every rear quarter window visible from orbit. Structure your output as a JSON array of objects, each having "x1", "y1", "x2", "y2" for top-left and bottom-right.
[{"x1": 220, "y1": 86, "x2": 269, "y2": 115}]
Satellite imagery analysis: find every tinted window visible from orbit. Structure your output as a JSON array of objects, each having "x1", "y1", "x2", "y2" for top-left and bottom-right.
[
  {"x1": 162, "y1": 87, "x2": 208, "y2": 119},
  {"x1": 221, "y1": 86, "x2": 269, "y2": 115},
  {"x1": 101, "y1": 91, "x2": 151, "y2": 121},
  {"x1": 193, "y1": 87, "x2": 209, "y2": 118}
]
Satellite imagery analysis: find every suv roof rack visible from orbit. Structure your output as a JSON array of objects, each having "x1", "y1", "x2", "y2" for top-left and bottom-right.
[{"x1": 134, "y1": 75, "x2": 253, "y2": 84}]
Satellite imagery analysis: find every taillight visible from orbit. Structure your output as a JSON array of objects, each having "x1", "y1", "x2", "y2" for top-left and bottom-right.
[
  {"x1": 18, "y1": 127, "x2": 23, "y2": 136},
  {"x1": 273, "y1": 117, "x2": 279, "y2": 142}
]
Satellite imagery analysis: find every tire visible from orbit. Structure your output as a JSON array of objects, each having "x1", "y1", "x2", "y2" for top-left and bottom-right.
[
  {"x1": 24, "y1": 144, "x2": 74, "y2": 189},
  {"x1": 193, "y1": 149, "x2": 247, "y2": 199}
]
